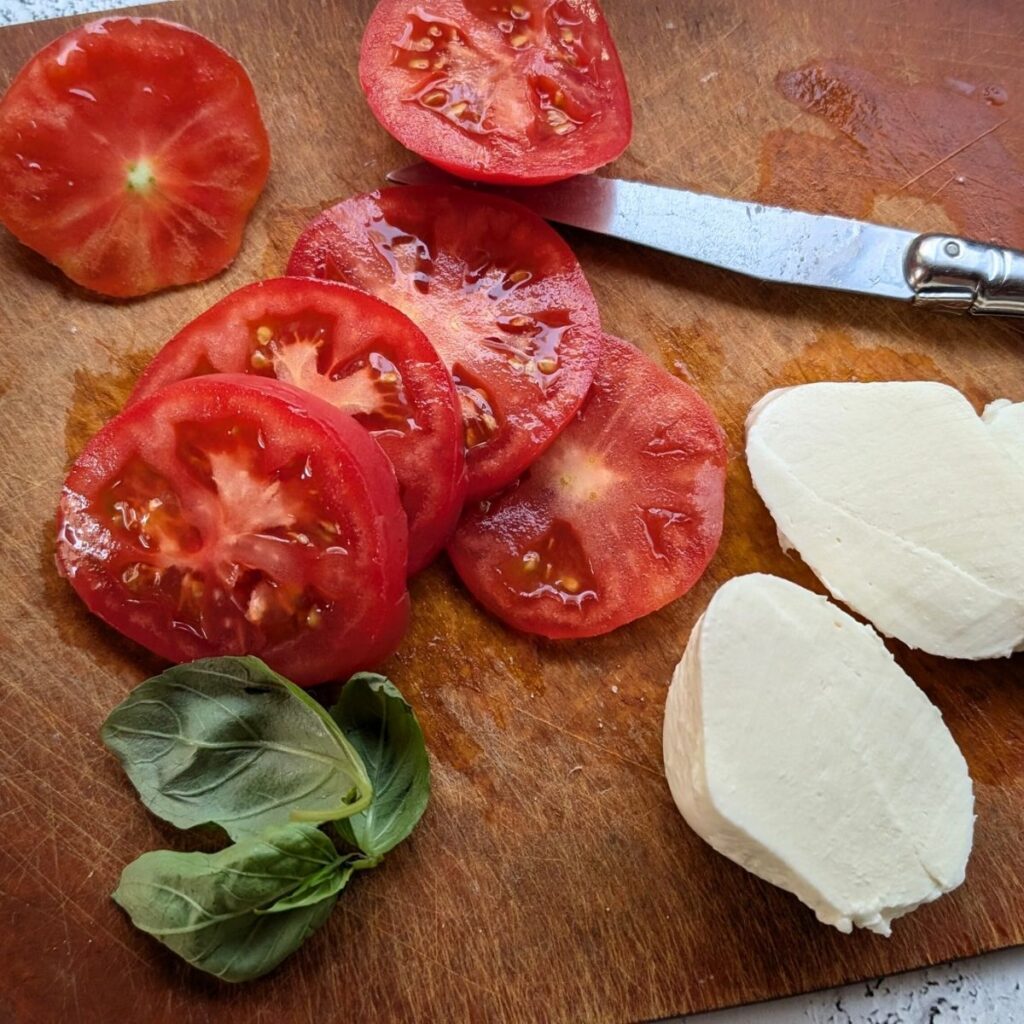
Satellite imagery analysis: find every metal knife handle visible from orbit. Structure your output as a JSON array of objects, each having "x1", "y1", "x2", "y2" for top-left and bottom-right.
[{"x1": 905, "y1": 234, "x2": 1024, "y2": 315}]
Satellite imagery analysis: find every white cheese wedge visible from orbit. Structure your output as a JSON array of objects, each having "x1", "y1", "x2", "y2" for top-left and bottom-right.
[
  {"x1": 663, "y1": 573, "x2": 974, "y2": 935},
  {"x1": 746, "y1": 381, "x2": 1024, "y2": 659}
]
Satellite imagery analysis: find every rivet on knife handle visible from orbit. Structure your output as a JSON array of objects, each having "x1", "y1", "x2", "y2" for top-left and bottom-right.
[{"x1": 905, "y1": 234, "x2": 1024, "y2": 315}]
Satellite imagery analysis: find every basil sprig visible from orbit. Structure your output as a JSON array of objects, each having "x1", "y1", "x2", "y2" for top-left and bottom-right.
[{"x1": 104, "y1": 659, "x2": 430, "y2": 983}]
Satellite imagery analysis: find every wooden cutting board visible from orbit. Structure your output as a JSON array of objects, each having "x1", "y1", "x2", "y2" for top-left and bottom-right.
[{"x1": 2, "y1": 1, "x2": 1023, "y2": 1021}]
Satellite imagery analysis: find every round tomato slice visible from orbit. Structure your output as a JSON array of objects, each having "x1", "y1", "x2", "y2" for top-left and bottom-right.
[
  {"x1": 448, "y1": 336, "x2": 728, "y2": 638},
  {"x1": 287, "y1": 185, "x2": 602, "y2": 501},
  {"x1": 130, "y1": 278, "x2": 466, "y2": 574},
  {"x1": 0, "y1": 18, "x2": 270, "y2": 297},
  {"x1": 358, "y1": 0, "x2": 632, "y2": 184},
  {"x1": 57, "y1": 375, "x2": 409, "y2": 686}
]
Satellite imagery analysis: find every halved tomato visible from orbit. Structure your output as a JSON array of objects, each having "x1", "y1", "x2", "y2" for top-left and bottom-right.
[
  {"x1": 448, "y1": 336, "x2": 728, "y2": 638},
  {"x1": 358, "y1": 0, "x2": 632, "y2": 184},
  {"x1": 287, "y1": 185, "x2": 602, "y2": 501},
  {"x1": 130, "y1": 278, "x2": 466, "y2": 574},
  {"x1": 57, "y1": 375, "x2": 408, "y2": 685},
  {"x1": 0, "y1": 18, "x2": 270, "y2": 297}
]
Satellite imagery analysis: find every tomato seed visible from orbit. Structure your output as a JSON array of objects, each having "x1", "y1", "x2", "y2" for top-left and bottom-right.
[
  {"x1": 423, "y1": 90, "x2": 447, "y2": 108},
  {"x1": 409, "y1": 58, "x2": 430, "y2": 70}
]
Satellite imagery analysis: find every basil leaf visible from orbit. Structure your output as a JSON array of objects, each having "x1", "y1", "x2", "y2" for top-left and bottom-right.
[
  {"x1": 260, "y1": 862, "x2": 354, "y2": 914},
  {"x1": 112, "y1": 824, "x2": 343, "y2": 983},
  {"x1": 331, "y1": 674, "x2": 430, "y2": 862},
  {"x1": 101, "y1": 656, "x2": 372, "y2": 841}
]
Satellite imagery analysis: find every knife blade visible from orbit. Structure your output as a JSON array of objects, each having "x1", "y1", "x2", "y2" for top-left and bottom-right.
[{"x1": 386, "y1": 162, "x2": 1024, "y2": 317}]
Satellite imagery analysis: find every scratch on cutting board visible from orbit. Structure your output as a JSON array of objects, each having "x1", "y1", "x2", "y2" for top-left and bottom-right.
[
  {"x1": 50, "y1": 815, "x2": 83, "y2": 1023},
  {"x1": 511, "y1": 704, "x2": 662, "y2": 778},
  {"x1": 891, "y1": 118, "x2": 1012, "y2": 195},
  {"x1": 340, "y1": 903, "x2": 504, "y2": 1001},
  {"x1": 4, "y1": 835, "x2": 148, "y2": 967},
  {"x1": 3, "y1": 715, "x2": 123, "y2": 804},
  {"x1": 646, "y1": 20, "x2": 742, "y2": 95},
  {"x1": 6, "y1": 766, "x2": 123, "y2": 849}
]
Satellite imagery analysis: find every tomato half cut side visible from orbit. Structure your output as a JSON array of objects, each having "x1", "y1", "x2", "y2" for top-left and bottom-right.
[
  {"x1": 130, "y1": 278, "x2": 466, "y2": 574},
  {"x1": 287, "y1": 185, "x2": 603, "y2": 501},
  {"x1": 358, "y1": 0, "x2": 632, "y2": 184},
  {"x1": 448, "y1": 336, "x2": 728, "y2": 638},
  {"x1": 57, "y1": 375, "x2": 409, "y2": 685},
  {"x1": 0, "y1": 18, "x2": 270, "y2": 297}
]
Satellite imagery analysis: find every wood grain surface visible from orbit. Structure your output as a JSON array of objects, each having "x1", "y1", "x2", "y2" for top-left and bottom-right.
[{"x1": 2, "y1": 1, "x2": 1023, "y2": 1021}]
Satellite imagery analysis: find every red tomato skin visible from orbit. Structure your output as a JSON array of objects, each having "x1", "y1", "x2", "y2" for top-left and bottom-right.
[
  {"x1": 358, "y1": 0, "x2": 632, "y2": 185},
  {"x1": 287, "y1": 186, "x2": 603, "y2": 502},
  {"x1": 57, "y1": 375, "x2": 409, "y2": 685},
  {"x1": 448, "y1": 337, "x2": 728, "y2": 639},
  {"x1": 0, "y1": 18, "x2": 270, "y2": 298},
  {"x1": 129, "y1": 277, "x2": 467, "y2": 574}
]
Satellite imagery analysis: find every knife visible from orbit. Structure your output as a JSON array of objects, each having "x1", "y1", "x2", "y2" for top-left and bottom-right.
[{"x1": 387, "y1": 162, "x2": 1024, "y2": 317}]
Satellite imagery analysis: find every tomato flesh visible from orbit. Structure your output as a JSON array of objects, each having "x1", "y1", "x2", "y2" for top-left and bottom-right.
[
  {"x1": 359, "y1": 0, "x2": 632, "y2": 184},
  {"x1": 0, "y1": 18, "x2": 270, "y2": 297},
  {"x1": 288, "y1": 185, "x2": 602, "y2": 501},
  {"x1": 130, "y1": 278, "x2": 466, "y2": 573},
  {"x1": 448, "y1": 337, "x2": 728, "y2": 638},
  {"x1": 58, "y1": 375, "x2": 409, "y2": 685}
]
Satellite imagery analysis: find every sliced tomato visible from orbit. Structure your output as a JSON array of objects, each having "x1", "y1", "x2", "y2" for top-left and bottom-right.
[
  {"x1": 358, "y1": 0, "x2": 632, "y2": 184},
  {"x1": 0, "y1": 18, "x2": 270, "y2": 297},
  {"x1": 287, "y1": 185, "x2": 602, "y2": 501},
  {"x1": 448, "y1": 336, "x2": 728, "y2": 638},
  {"x1": 130, "y1": 278, "x2": 466, "y2": 574},
  {"x1": 57, "y1": 375, "x2": 408, "y2": 685}
]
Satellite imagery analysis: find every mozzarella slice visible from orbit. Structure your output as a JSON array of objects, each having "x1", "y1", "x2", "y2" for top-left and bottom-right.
[
  {"x1": 983, "y1": 398, "x2": 1024, "y2": 475},
  {"x1": 663, "y1": 573, "x2": 974, "y2": 935},
  {"x1": 746, "y1": 381, "x2": 1024, "y2": 659}
]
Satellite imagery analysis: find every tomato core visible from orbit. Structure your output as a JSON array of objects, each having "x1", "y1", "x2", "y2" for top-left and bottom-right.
[{"x1": 125, "y1": 159, "x2": 156, "y2": 193}]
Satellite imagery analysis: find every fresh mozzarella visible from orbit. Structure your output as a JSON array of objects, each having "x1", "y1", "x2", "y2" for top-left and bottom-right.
[
  {"x1": 663, "y1": 573, "x2": 974, "y2": 935},
  {"x1": 983, "y1": 399, "x2": 1024, "y2": 475},
  {"x1": 746, "y1": 381, "x2": 1024, "y2": 659}
]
